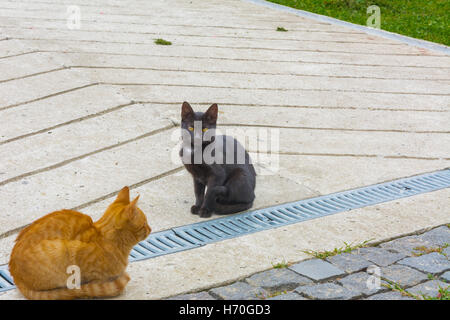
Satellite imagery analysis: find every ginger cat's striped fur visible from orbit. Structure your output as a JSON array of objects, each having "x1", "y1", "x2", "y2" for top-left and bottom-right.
[{"x1": 9, "y1": 187, "x2": 151, "y2": 300}]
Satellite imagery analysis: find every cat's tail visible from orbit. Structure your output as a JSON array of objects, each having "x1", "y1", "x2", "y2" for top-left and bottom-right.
[
  {"x1": 214, "y1": 201, "x2": 253, "y2": 215},
  {"x1": 15, "y1": 273, "x2": 130, "y2": 300}
]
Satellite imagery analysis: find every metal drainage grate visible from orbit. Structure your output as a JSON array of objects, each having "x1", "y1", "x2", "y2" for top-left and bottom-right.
[
  {"x1": 0, "y1": 266, "x2": 14, "y2": 293},
  {"x1": 130, "y1": 168, "x2": 450, "y2": 262},
  {"x1": 1, "y1": 169, "x2": 449, "y2": 291}
]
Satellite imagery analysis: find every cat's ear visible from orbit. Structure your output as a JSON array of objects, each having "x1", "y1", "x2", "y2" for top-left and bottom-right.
[
  {"x1": 181, "y1": 101, "x2": 194, "y2": 120},
  {"x1": 204, "y1": 103, "x2": 218, "y2": 124},
  {"x1": 125, "y1": 195, "x2": 140, "y2": 219},
  {"x1": 115, "y1": 186, "x2": 130, "y2": 204},
  {"x1": 130, "y1": 195, "x2": 140, "y2": 207}
]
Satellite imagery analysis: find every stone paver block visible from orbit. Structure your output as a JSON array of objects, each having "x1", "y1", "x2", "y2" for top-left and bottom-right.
[
  {"x1": 365, "y1": 291, "x2": 414, "y2": 300},
  {"x1": 398, "y1": 252, "x2": 450, "y2": 274},
  {"x1": 289, "y1": 259, "x2": 345, "y2": 281},
  {"x1": 356, "y1": 247, "x2": 406, "y2": 267},
  {"x1": 418, "y1": 226, "x2": 450, "y2": 247},
  {"x1": 381, "y1": 265, "x2": 428, "y2": 287},
  {"x1": 209, "y1": 282, "x2": 267, "y2": 300},
  {"x1": 443, "y1": 247, "x2": 450, "y2": 256},
  {"x1": 267, "y1": 291, "x2": 308, "y2": 300},
  {"x1": 380, "y1": 235, "x2": 434, "y2": 256},
  {"x1": 245, "y1": 268, "x2": 313, "y2": 292},
  {"x1": 167, "y1": 291, "x2": 215, "y2": 300},
  {"x1": 338, "y1": 272, "x2": 384, "y2": 296},
  {"x1": 407, "y1": 280, "x2": 449, "y2": 299},
  {"x1": 440, "y1": 271, "x2": 450, "y2": 282},
  {"x1": 326, "y1": 252, "x2": 372, "y2": 273},
  {"x1": 295, "y1": 283, "x2": 360, "y2": 300}
]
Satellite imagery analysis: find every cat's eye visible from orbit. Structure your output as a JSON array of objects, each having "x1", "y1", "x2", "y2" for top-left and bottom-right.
[
  {"x1": 202, "y1": 128, "x2": 208, "y2": 132},
  {"x1": 188, "y1": 127, "x2": 194, "y2": 131}
]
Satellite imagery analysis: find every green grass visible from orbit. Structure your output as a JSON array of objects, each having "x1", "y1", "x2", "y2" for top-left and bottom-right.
[
  {"x1": 271, "y1": 259, "x2": 292, "y2": 269},
  {"x1": 276, "y1": 26, "x2": 288, "y2": 32},
  {"x1": 383, "y1": 280, "x2": 450, "y2": 300},
  {"x1": 267, "y1": 0, "x2": 450, "y2": 46},
  {"x1": 412, "y1": 243, "x2": 449, "y2": 257},
  {"x1": 154, "y1": 38, "x2": 172, "y2": 45},
  {"x1": 302, "y1": 239, "x2": 372, "y2": 259}
]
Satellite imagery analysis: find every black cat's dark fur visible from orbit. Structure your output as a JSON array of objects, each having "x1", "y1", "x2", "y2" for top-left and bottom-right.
[{"x1": 179, "y1": 102, "x2": 256, "y2": 218}]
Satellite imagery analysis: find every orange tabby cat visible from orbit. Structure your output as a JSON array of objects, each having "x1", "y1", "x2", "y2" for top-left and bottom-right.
[{"x1": 9, "y1": 186, "x2": 151, "y2": 300}]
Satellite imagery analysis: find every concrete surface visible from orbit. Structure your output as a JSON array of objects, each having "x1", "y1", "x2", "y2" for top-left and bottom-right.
[{"x1": 0, "y1": 0, "x2": 449, "y2": 299}]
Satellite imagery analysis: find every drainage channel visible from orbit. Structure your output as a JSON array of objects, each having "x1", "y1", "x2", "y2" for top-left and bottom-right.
[{"x1": 1, "y1": 169, "x2": 450, "y2": 293}]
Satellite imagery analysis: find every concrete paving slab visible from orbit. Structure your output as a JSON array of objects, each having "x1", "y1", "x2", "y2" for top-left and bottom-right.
[
  {"x1": 8, "y1": 28, "x2": 433, "y2": 56},
  {"x1": 118, "y1": 85, "x2": 450, "y2": 111},
  {"x1": 0, "y1": 104, "x2": 172, "y2": 181},
  {"x1": 0, "y1": 84, "x2": 131, "y2": 143},
  {"x1": 0, "y1": 234, "x2": 15, "y2": 265},
  {"x1": 270, "y1": 155, "x2": 450, "y2": 195},
  {"x1": 0, "y1": 68, "x2": 93, "y2": 109},
  {"x1": 142, "y1": 103, "x2": 449, "y2": 133},
  {"x1": 0, "y1": 38, "x2": 32, "y2": 58},
  {"x1": 0, "y1": 51, "x2": 65, "y2": 82},
  {"x1": 79, "y1": 68, "x2": 450, "y2": 95},
  {"x1": 0, "y1": 21, "x2": 406, "y2": 44},
  {"x1": 58, "y1": 52, "x2": 450, "y2": 80}
]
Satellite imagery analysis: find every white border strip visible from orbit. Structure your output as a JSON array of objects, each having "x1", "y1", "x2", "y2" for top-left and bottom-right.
[{"x1": 242, "y1": 0, "x2": 450, "y2": 55}]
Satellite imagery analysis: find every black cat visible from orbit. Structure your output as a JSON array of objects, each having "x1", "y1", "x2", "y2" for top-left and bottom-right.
[{"x1": 179, "y1": 102, "x2": 256, "y2": 218}]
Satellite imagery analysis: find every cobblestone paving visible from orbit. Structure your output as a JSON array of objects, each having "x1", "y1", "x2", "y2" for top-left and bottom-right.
[{"x1": 168, "y1": 225, "x2": 449, "y2": 300}]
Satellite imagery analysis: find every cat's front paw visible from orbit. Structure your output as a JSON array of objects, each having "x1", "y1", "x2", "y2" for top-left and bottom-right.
[
  {"x1": 191, "y1": 205, "x2": 200, "y2": 215},
  {"x1": 198, "y1": 208, "x2": 212, "y2": 218}
]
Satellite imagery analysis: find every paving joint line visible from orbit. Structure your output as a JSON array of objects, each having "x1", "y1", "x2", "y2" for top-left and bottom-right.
[
  {"x1": 250, "y1": 150, "x2": 448, "y2": 161},
  {"x1": 0, "y1": 50, "x2": 41, "y2": 60},
  {"x1": 0, "y1": 166, "x2": 184, "y2": 241},
  {"x1": 0, "y1": 66, "x2": 67, "y2": 84},
  {"x1": 0, "y1": 101, "x2": 136, "y2": 146},
  {"x1": 10, "y1": 37, "x2": 448, "y2": 57},
  {"x1": 35, "y1": 50, "x2": 450, "y2": 69},
  {"x1": 0, "y1": 83, "x2": 99, "y2": 111},
  {"x1": 0, "y1": 15, "x2": 367, "y2": 33},
  {"x1": 103, "y1": 83, "x2": 450, "y2": 96},
  {"x1": 67, "y1": 66, "x2": 450, "y2": 81},
  {"x1": 132, "y1": 101, "x2": 449, "y2": 113},
  {"x1": 221, "y1": 123, "x2": 450, "y2": 134},
  {"x1": 0, "y1": 123, "x2": 175, "y2": 187},
  {"x1": 0, "y1": 25, "x2": 403, "y2": 45}
]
